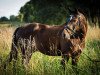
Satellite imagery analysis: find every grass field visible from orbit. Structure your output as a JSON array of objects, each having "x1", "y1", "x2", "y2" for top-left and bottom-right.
[{"x1": 0, "y1": 24, "x2": 100, "y2": 75}]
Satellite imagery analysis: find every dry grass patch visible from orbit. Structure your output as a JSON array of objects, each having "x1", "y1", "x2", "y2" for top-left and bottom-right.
[{"x1": 86, "y1": 26, "x2": 100, "y2": 40}]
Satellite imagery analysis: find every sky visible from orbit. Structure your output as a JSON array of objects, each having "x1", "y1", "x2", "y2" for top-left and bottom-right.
[{"x1": 0, "y1": 0, "x2": 30, "y2": 18}]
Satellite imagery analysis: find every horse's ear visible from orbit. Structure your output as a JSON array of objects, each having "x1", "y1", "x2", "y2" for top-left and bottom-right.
[
  {"x1": 68, "y1": 7, "x2": 72, "y2": 14},
  {"x1": 75, "y1": 8, "x2": 78, "y2": 13},
  {"x1": 74, "y1": 8, "x2": 80, "y2": 14},
  {"x1": 68, "y1": 7, "x2": 75, "y2": 14},
  {"x1": 68, "y1": 7, "x2": 79, "y2": 15}
]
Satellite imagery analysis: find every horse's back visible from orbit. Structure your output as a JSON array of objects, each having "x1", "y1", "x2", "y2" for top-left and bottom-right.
[{"x1": 32, "y1": 23, "x2": 64, "y2": 55}]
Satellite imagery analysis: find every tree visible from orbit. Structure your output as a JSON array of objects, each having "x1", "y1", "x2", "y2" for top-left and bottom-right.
[
  {"x1": 19, "y1": 0, "x2": 100, "y2": 27},
  {"x1": 17, "y1": 13, "x2": 24, "y2": 22},
  {"x1": 0, "y1": 16, "x2": 9, "y2": 22},
  {"x1": 19, "y1": 0, "x2": 71, "y2": 24},
  {"x1": 71, "y1": 0, "x2": 100, "y2": 27},
  {"x1": 10, "y1": 15, "x2": 18, "y2": 21}
]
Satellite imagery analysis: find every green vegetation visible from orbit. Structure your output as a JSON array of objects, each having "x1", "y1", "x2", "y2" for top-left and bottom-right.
[
  {"x1": 0, "y1": 16, "x2": 9, "y2": 22},
  {"x1": 0, "y1": 26, "x2": 100, "y2": 75},
  {"x1": 0, "y1": 40, "x2": 100, "y2": 75},
  {"x1": 0, "y1": 0, "x2": 100, "y2": 26},
  {"x1": 18, "y1": 0, "x2": 100, "y2": 27},
  {"x1": 0, "y1": 0, "x2": 100, "y2": 75}
]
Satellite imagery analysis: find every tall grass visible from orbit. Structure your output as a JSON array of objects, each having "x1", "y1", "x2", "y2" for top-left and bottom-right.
[{"x1": 0, "y1": 25, "x2": 100, "y2": 75}]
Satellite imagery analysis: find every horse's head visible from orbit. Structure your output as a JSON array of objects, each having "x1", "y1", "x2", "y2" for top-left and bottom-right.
[{"x1": 64, "y1": 9, "x2": 87, "y2": 40}]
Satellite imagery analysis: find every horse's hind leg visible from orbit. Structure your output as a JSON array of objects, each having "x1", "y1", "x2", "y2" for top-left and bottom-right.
[
  {"x1": 3, "y1": 28, "x2": 19, "y2": 69},
  {"x1": 21, "y1": 50, "x2": 35, "y2": 68},
  {"x1": 3, "y1": 43, "x2": 18, "y2": 69},
  {"x1": 21, "y1": 44, "x2": 36, "y2": 68},
  {"x1": 22, "y1": 50, "x2": 32, "y2": 65}
]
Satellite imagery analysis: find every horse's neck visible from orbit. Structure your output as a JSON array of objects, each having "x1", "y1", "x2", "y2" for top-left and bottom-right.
[{"x1": 60, "y1": 23, "x2": 67, "y2": 27}]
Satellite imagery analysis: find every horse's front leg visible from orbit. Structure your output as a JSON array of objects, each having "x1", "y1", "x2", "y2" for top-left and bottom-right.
[
  {"x1": 72, "y1": 56, "x2": 80, "y2": 66},
  {"x1": 72, "y1": 48, "x2": 82, "y2": 66},
  {"x1": 61, "y1": 54, "x2": 69, "y2": 70},
  {"x1": 71, "y1": 50, "x2": 82, "y2": 74}
]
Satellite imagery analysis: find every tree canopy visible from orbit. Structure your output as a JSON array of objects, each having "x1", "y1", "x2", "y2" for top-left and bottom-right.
[
  {"x1": 19, "y1": 0, "x2": 100, "y2": 27},
  {"x1": 0, "y1": 16, "x2": 9, "y2": 22},
  {"x1": 10, "y1": 15, "x2": 19, "y2": 22}
]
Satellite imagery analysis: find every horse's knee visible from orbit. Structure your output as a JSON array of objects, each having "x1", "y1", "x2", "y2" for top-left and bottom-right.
[
  {"x1": 72, "y1": 56, "x2": 79, "y2": 66},
  {"x1": 61, "y1": 55, "x2": 69, "y2": 70},
  {"x1": 71, "y1": 50, "x2": 81, "y2": 66},
  {"x1": 72, "y1": 59, "x2": 77, "y2": 66},
  {"x1": 61, "y1": 55, "x2": 69, "y2": 64}
]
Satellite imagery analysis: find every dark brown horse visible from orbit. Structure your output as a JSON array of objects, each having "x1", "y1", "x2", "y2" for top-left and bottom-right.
[{"x1": 4, "y1": 10, "x2": 87, "y2": 69}]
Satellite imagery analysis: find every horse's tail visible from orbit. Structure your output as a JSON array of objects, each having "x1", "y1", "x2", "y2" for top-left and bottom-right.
[
  {"x1": 3, "y1": 27, "x2": 20, "y2": 69},
  {"x1": 9, "y1": 27, "x2": 20, "y2": 61}
]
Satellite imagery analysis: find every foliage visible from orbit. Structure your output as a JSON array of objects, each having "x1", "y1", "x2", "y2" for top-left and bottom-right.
[
  {"x1": 0, "y1": 15, "x2": 21, "y2": 24},
  {"x1": 19, "y1": 0, "x2": 74, "y2": 24},
  {"x1": 0, "y1": 16, "x2": 9, "y2": 22},
  {"x1": 10, "y1": 15, "x2": 19, "y2": 22},
  {"x1": 18, "y1": 0, "x2": 100, "y2": 27},
  {"x1": 0, "y1": 39, "x2": 100, "y2": 75},
  {"x1": 0, "y1": 25, "x2": 100, "y2": 75},
  {"x1": 72, "y1": 0, "x2": 100, "y2": 27}
]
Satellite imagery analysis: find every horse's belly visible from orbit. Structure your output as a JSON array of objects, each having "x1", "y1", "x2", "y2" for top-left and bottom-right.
[
  {"x1": 38, "y1": 48, "x2": 62, "y2": 56},
  {"x1": 35, "y1": 41, "x2": 61, "y2": 56},
  {"x1": 34, "y1": 30, "x2": 61, "y2": 56}
]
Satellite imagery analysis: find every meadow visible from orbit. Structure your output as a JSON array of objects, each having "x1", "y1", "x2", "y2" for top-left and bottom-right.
[{"x1": 0, "y1": 23, "x2": 100, "y2": 75}]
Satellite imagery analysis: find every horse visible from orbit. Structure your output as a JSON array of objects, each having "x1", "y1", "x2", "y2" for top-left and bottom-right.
[{"x1": 4, "y1": 9, "x2": 87, "y2": 69}]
